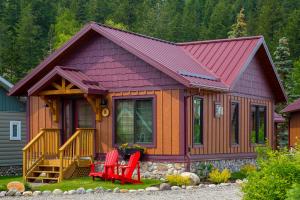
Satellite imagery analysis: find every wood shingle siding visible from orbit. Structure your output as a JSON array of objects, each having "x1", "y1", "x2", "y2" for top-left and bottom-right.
[{"x1": 0, "y1": 112, "x2": 26, "y2": 166}]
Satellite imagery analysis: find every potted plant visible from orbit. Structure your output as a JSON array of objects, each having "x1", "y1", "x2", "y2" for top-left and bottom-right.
[{"x1": 118, "y1": 143, "x2": 146, "y2": 160}]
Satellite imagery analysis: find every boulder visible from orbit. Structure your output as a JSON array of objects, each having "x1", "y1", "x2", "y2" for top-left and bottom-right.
[
  {"x1": 7, "y1": 181, "x2": 25, "y2": 193},
  {"x1": 186, "y1": 186, "x2": 195, "y2": 190},
  {"x1": 159, "y1": 183, "x2": 171, "y2": 191},
  {"x1": 171, "y1": 186, "x2": 181, "y2": 190},
  {"x1": 120, "y1": 189, "x2": 128, "y2": 193},
  {"x1": 76, "y1": 187, "x2": 86, "y2": 194},
  {"x1": 0, "y1": 191, "x2": 6, "y2": 197},
  {"x1": 180, "y1": 172, "x2": 200, "y2": 185},
  {"x1": 129, "y1": 189, "x2": 137, "y2": 193},
  {"x1": 208, "y1": 184, "x2": 216, "y2": 188},
  {"x1": 137, "y1": 189, "x2": 145, "y2": 192},
  {"x1": 5, "y1": 190, "x2": 16, "y2": 196},
  {"x1": 106, "y1": 189, "x2": 112, "y2": 192},
  {"x1": 86, "y1": 189, "x2": 94, "y2": 194},
  {"x1": 68, "y1": 190, "x2": 76, "y2": 195},
  {"x1": 33, "y1": 191, "x2": 42, "y2": 196},
  {"x1": 94, "y1": 187, "x2": 104, "y2": 193},
  {"x1": 42, "y1": 190, "x2": 52, "y2": 196},
  {"x1": 53, "y1": 189, "x2": 63, "y2": 195},
  {"x1": 63, "y1": 191, "x2": 69, "y2": 195},
  {"x1": 23, "y1": 191, "x2": 33, "y2": 196},
  {"x1": 145, "y1": 187, "x2": 159, "y2": 192},
  {"x1": 113, "y1": 187, "x2": 120, "y2": 193},
  {"x1": 15, "y1": 191, "x2": 22, "y2": 196}
]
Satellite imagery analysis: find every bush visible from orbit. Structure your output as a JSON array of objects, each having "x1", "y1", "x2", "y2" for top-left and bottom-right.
[
  {"x1": 240, "y1": 164, "x2": 256, "y2": 175},
  {"x1": 286, "y1": 183, "x2": 300, "y2": 200},
  {"x1": 231, "y1": 171, "x2": 247, "y2": 180},
  {"x1": 208, "y1": 168, "x2": 231, "y2": 184},
  {"x1": 166, "y1": 174, "x2": 191, "y2": 186},
  {"x1": 0, "y1": 184, "x2": 6, "y2": 191},
  {"x1": 242, "y1": 146, "x2": 300, "y2": 200},
  {"x1": 24, "y1": 182, "x2": 32, "y2": 191},
  {"x1": 197, "y1": 163, "x2": 213, "y2": 180}
]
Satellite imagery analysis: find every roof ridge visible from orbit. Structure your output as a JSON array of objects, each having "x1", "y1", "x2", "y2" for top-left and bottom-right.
[
  {"x1": 95, "y1": 22, "x2": 176, "y2": 45},
  {"x1": 177, "y1": 36, "x2": 263, "y2": 46}
]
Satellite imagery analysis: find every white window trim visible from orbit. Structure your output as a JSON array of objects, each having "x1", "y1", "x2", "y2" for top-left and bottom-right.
[{"x1": 10, "y1": 121, "x2": 21, "y2": 141}]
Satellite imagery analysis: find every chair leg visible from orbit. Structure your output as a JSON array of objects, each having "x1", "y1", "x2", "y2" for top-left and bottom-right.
[{"x1": 92, "y1": 176, "x2": 95, "y2": 181}]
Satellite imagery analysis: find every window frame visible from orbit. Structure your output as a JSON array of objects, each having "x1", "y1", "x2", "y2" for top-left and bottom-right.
[
  {"x1": 112, "y1": 95, "x2": 156, "y2": 148},
  {"x1": 250, "y1": 104, "x2": 267, "y2": 145},
  {"x1": 230, "y1": 101, "x2": 240, "y2": 146},
  {"x1": 192, "y1": 96, "x2": 204, "y2": 147},
  {"x1": 10, "y1": 121, "x2": 21, "y2": 141}
]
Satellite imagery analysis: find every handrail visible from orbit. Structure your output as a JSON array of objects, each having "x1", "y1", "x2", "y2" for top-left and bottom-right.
[
  {"x1": 59, "y1": 128, "x2": 95, "y2": 181},
  {"x1": 23, "y1": 128, "x2": 60, "y2": 180}
]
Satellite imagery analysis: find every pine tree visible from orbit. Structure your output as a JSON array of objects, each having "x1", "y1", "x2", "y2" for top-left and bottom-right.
[
  {"x1": 228, "y1": 8, "x2": 247, "y2": 38},
  {"x1": 291, "y1": 59, "x2": 300, "y2": 100},
  {"x1": 285, "y1": 9, "x2": 300, "y2": 60},
  {"x1": 273, "y1": 37, "x2": 293, "y2": 100}
]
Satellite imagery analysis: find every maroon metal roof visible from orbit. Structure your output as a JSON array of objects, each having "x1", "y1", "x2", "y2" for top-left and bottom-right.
[
  {"x1": 28, "y1": 66, "x2": 106, "y2": 95},
  {"x1": 282, "y1": 98, "x2": 300, "y2": 113},
  {"x1": 274, "y1": 112, "x2": 285, "y2": 123}
]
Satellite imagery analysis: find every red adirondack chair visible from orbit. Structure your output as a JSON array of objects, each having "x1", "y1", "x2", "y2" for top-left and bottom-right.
[
  {"x1": 89, "y1": 149, "x2": 119, "y2": 180},
  {"x1": 112, "y1": 151, "x2": 142, "y2": 184}
]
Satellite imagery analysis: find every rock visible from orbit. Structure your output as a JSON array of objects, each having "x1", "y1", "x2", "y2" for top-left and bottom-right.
[
  {"x1": 7, "y1": 181, "x2": 25, "y2": 193},
  {"x1": 174, "y1": 163, "x2": 183, "y2": 170},
  {"x1": 42, "y1": 190, "x2": 52, "y2": 196},
  {"x1": 160, "y1": 178, "x2": 166, "y2": 182},
  {"x1": 63, "y1": 191, "x2": 69, "y2": 195},
  {"x1": 235, "y1": 179, "x2": 243, "y2": 185},
  {"x1": 113, "y1": 187, "x2": 120, "y2": 193},
  {"x1": 95, "y1": 187, "x2": 104, "y2": 193},
  {"x1": 181, "y1": 185, "x2": 186, "y2": 189},
  {"x1": 68, "y1": 190, "x2": 76, "y2": 195},
  {"x1": 23, "y1": 191, "x2": 33, "y2": 196},
  {"x1": 159, "y1": 183, "x2": 171, "y2": 191},
  {"x1": 53, "y1": 189, "x2": 63, "y2": 195},
  {"x1": 86, "y1": 189, "x2": 94, "y2": 194},
  {"x1": 145, "y1": 187, "x2": 159, "y2": 192},
  {"x1": 0, "y1": 191, "x2": 6, "y2": 197},
  {"x1": 120, "y1": 189, "x2": 128, "y2": 193},
  {"x1": 137, "y1": 189, "x2": 145, "y2": 192},
  {"x1": 208, "y1": 184, "x2": 216, "y2": 188},
  {"x1": 186, "y1": 186, "x2": 195, "y2": 190},
  {"x1": 198, "y1": 184, "x2": 205, "y2": 188},
  {"x1": 171, "y1": 186, "x2": 181, "y2": 190},
  {"x1": 15, "y1": 191, "x2": 21, "y2": 196},
  {"x1": 180, "y1": 172, "x2": 200, "y2": 185},
  {"x1": 5, "y1": 190, "x2": 16, "y2": 196},
  {"x1": 129, "y1": 189, "x2": 136, "y2": 193},
  {"x1": 220, "y1": 183, "x2": 230, "y2": 186},
  {"x1": 76, "y1": 187, "x2": 86, "y2": 194},
  {"x1": 106, "y1": 189, "x2": 112, "y2": 192},
  {"x1": 33, "y1": 191, "x2": 42, "y2": 196}
]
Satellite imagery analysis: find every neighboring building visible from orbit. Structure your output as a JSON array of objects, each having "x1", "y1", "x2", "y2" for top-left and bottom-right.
[
  {"x1": 0, "y1": 76, "x2": 26, "y2": 176},
  {"x1": 282, "y1": 98, "x2": 300, "y2": 147},
  {"x1": 9, "y1": 22, "x2": 286, "y2": 183}
]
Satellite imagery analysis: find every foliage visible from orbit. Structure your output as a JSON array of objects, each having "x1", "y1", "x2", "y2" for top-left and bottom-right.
[
  {"x1": 24, "y1": 182, "x2": 32, "y2": 191},
  {"x1": 228, "y1": 8, "x2": 247, "y2": 38},
  {"x1": 291, "y1": 59, "x2": 300, "y2": 100},
  {"x1": 196, "y1": 163, "x2": 213, "y2": 180},
  {"x1": 105, "y1": 19, "x2": 128, "y2": 30},
  {"x1": 242, "y1": 146, "x2": 300, "y2": 200},
  {"x1": 286, "y1": 183, "x2": 300, "y2": 200},
  {"x1": 166, "y1": 174, "x2": 191, "y2": 186},
  {"x1": 0, "y1": 184, "x2": 6, "y2": 191},
  {"x1": 231, "y1": 171, "x2": 247, "y2": 180},
  {"x1": 208, "y1": 168, "x2": 231, "y2": 184},
  {"x1": 119, "y1": 143, "x2": 146, "y2": 152},
  {"x1": 240, "y1": 164, "x2": 256, "y2": 176}
]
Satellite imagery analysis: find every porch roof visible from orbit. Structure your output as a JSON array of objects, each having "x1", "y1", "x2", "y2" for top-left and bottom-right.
[{"x1": 28, "y1": 66, "x2": 107, "y2": 96}]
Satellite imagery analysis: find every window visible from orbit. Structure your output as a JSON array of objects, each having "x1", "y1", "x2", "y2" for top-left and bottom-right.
[
  {"x1": 115, "y1": 98, "x2": 153, "y2": 145},
  {"x1": 230, "y1": 102, "x2": 239, "y2": 145},
  {"x1": 10, "y1": 121, "x2": 21, "y2": 141},
  {"x1": 193, "y1": 97, "x2": 203, "y2": 145},
  {"x1": 251, "y1": 105, "x2": 267, "y2": 144}
]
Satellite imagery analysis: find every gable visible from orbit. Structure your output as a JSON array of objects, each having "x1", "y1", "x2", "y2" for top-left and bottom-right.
[{"x1": 58, "y1": 34, "x2": 183, "y2": 91}]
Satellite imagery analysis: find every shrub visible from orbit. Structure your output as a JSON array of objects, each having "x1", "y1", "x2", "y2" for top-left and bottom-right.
[
  {"x1": 24, "y1": 182, "x2": 32, "y2": 191},
  {"x1": 240, "y1": 164, "x2": 256, "y2": 176},
  {"x1": 0, "y1": 184, "x2": 6, "y2": 191},
  {"x1": 286, "y1": 183, "x2": 300, "y2": 200},
  {"x1": 208, "y1": 168, "x2": 231, "y2": 184},
  {"x1": 231, "y1": 171, "x2": 247, "y2": 180},
  {"x1": 242, "y1": 146, "x2": 300, "y2": 200},
  {"x1": 166, "y1": 174, "x2": 191, "y2": 186},
  {"x1": 197, "y1": 163, "x2": 213, "y2": 180}
]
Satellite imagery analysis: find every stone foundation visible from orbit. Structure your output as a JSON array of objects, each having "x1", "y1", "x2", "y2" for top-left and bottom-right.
[{"x1": 0, "y1": 165, "x2": 22, "y2": 177}]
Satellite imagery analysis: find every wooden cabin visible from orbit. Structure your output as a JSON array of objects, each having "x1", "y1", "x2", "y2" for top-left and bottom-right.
[
  {"x1": 9, "y1": 22, "x2": 286, "y2": 183},
  {"x1": 282, "y1": 98, "x2": 300, "y2": 147},
  {"x1": 0, "y1": 76, "x2": 26, "y2": 176}
]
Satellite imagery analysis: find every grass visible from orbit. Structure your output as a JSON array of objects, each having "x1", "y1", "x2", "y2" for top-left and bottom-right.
[{"x1": 0, "y1": 176, "x2": 161, "y2": 191}]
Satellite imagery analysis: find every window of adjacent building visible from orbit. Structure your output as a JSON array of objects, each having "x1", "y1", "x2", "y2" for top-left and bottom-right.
[
  {"x1": 193, "y1": 97, "x2": 203, "y2": 145},
  {"x1": 10, "y1": 121, "x2": 21, "y2": 141},
  {"x1": 251, "y1": 105, "x2": 267, "y2": 144},
  {"x1": 230, "y1": 102, "x2": 239, "y2": 145},
  {"x1": 115, "y1": 98, "x2": 153, "y2": 145}
]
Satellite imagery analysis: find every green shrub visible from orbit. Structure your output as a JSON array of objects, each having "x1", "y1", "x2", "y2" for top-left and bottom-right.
[
  {"x1": 231, "y1": 171, "x2": 247, "y2": 180},
  {"x1": 197, "y1": 163, "x2": 213, "y2": 180},
  {"x1": 240, "y1": 164, "x2": 256, "y2": 175},
  {"x1": 208, "y1": 168, "x2": 231, "y2": 184},
  {"x1": 166, "y1": 174, "x2": 191, "y2": 186},
  {"x1": 24, "y1": 182, "x2": 32, "y2": 191},
  {"x1": 286, "y1": 183, "x2": 300, "y2": 200},
  {"x1": 242, "y1": 146, "x2": 300, "y2": 200},
  {"x1": 0, "y1": 184, "x2": 6, "y2": 191}
]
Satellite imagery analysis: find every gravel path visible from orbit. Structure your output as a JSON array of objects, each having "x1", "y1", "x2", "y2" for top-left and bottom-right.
[{"x1": 1, "y1": 185, "x2": 242, "y2": 200}]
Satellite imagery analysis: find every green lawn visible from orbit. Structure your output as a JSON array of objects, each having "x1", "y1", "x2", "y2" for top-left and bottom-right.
[{"x1": 0, "y1": 176, "x2": 161, "y2": 191}]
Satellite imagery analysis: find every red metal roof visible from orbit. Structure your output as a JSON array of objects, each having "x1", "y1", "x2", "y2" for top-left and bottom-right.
[
  {"x1": 28, "y1": 66, "x2": 106, "y2": 95},
  {"x1": 282, "y1": 98, "x2": 300, "y2": 113},
  {"x1": 274, "y1": 112, "x2": 285, "y2": 123}
]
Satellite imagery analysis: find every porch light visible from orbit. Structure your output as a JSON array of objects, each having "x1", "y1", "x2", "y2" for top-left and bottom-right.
[{"x1": 101, "y1": 98, "x2": 108, "y2": 107}]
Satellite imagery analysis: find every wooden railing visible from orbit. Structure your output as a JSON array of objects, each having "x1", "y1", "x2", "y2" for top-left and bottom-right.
[
  {"x1": 59, "y1": 128, "x2": 95, "y2": 180},
  {"x1": 23, "y1": 128, "x2": 60, "y2": 179}
]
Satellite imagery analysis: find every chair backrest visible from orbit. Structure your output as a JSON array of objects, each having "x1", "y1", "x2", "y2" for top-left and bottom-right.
[
  {"x1": 104, "y1": 149, "x2": 119, "y2": 175},
  {"x1": 124, "y1": 151, "x2": 140, "y2": 178}
]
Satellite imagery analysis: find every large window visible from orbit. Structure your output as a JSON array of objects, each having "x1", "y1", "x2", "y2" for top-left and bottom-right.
[
  {"x1": 193, "y1": 97, "x2": 203, "y2": 145},
  {"x1": 115, "y1": 98, "x2": 153, "y2": 145},
  {"x1": 251, "y1": 105, "x2": 267, "y2": 144},
  {"x1": 231, "y1": 102, "x2": 239, "y2": 145}
]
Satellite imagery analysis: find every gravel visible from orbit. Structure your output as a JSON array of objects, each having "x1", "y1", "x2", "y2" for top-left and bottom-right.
[{"x1": 0, "y1": 185, "x2": 242, "y2": 200}]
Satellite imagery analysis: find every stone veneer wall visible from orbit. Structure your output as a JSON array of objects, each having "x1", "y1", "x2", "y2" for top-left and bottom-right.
[{"x1": 0, "y1": 166, "x2": 22, "y2": 176}]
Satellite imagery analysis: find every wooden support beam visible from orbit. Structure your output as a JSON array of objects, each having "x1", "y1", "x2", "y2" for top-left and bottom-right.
[
  {"x1": 39, "y1": 89, "x2": 83, "y2": 95},
  {"x1": 51, "y1": 82, "x2": 62, "y2": 90},
  {"x1": 66, "y1": 83, "x2": 74, "y2": 89},
  {"x1": 85, "y1": 94, "x2": 102, "y2": 122}
]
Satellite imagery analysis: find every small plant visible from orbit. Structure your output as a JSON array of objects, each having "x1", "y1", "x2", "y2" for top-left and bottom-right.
[
  {"x1": 240, "y1": 164, "x2": 256, "y2": 176},
  {"x1": 231, "y1": 171, "x2": 247, "y2": 180},
  {"x1": 208, "y1": 168, "x2": 231, "y2": 184},
  {"x1": 118, "y1": 143, "x2": 147, "y2": 160},
  {"x1": 24, "y1": 182, "x2": 32, "y2": 191},
  {"x1": 166, "y1": 174, "x2": 191, "y2": 186},
  {"x1": 197, "y1": 163, "x2": 213, "y2": 180},
  {"x1": 0, "y1": 184, "x2": 6, "y2": 191}
]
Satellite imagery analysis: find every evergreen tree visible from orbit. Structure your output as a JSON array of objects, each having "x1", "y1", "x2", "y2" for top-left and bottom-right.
[
  {"x1": 105, "y1": 19, "x2": 128, "y2": 30},
  {"x1": 273, "y1": 37, "x2": 293, "y2": 100},
  {"x1": 228, "y1": 8, "x2": 247, "y2": 38},
  {"x1": 291, "y1": 59, "x2": 300, "y2": 100},
  {"x1": 285, "y1": 9, "x2": 300, "y2": 60},
  {"x1": 53, "y1": 8, "x2": 81, "y2": 49}
]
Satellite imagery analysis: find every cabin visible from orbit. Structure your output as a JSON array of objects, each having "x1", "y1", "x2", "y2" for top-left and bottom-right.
[
  {"x1": 9, "y1": 22, "x2": 286, "y2": 183},
  {"x1": 0, "y1": 76, "x2": 26, "y2": 176},
  {"x1": 282, "y1": 98, "x2": 300, "y2": 147}
]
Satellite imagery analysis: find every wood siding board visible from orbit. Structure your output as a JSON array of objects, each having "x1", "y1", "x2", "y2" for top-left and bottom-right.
[
  {"x1": 155, "y1": 90, "x2": 163, "y2": 155},
  {"x1": 171, "y1": 90, "x2": 180, "y2": 155},
  {"x1": 162, "y1": 90, "x2": 172, "y2": 155}
]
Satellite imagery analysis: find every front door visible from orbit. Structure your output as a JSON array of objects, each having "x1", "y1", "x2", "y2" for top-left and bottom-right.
[{"x1": 62, "y1": 98, "x2": 94, "y2": 143}]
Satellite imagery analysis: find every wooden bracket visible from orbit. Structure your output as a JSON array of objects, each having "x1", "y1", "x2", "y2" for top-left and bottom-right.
[
  {"x1": 41, "y1": 96, "x2": 59, "y2": 122},
  {"x1": 39, "y1": 78, "x2": 83, "y2": 95},
  {"x1": 85, "y1": 94, "x2": 102, "y2": 122}
]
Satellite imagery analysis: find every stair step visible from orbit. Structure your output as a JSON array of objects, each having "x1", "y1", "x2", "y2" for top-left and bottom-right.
[
  {"x1": 26, "y1": 177, "x2": 58, "y2": 181},
  {"x1": 33, "y1": 170, "x2": 60, "y2": 174}
]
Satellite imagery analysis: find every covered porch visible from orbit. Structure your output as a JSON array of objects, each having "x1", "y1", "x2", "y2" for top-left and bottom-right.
[{"x1": 23, "y1": 66, "x2": 107, "y2": 183}]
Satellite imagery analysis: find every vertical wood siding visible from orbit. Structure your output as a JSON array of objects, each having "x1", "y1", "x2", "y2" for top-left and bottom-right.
[
  {"x1": 290, "y1": 112, "x2": 300, "y2": 146},
  {"x1": 186, "y1": 89, "x2": 274, "y2": 155}
]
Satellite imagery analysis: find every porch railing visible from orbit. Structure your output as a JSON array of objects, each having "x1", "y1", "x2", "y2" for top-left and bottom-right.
[
  {"x1": 22, "y1": 128, "x2": 60, "y2": 180},
  {"x1": 59, "y1": 128, "x2": 95, "y2": 180}
]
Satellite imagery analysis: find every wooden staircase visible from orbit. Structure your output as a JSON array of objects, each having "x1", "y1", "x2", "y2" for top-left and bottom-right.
[{"x1": 23, "y1": 128, "x2": 95, "y2": 183}]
